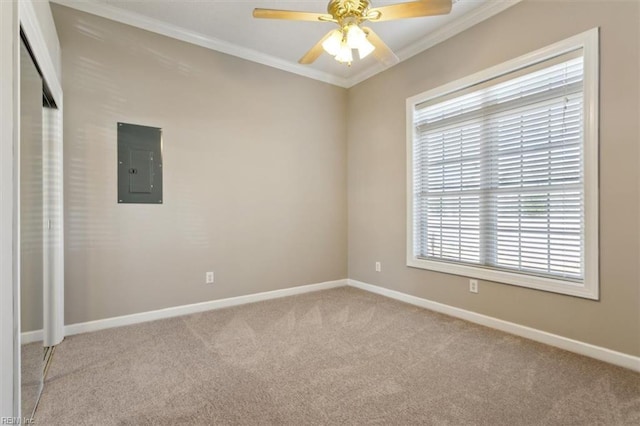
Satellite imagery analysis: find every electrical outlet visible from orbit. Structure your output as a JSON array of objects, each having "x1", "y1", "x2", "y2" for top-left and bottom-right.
[
  {"x1": 206, "y1": 271, "x2": 214, "y2": 284},
  {"x1": 469, "y1": 279, "x2": 478, "y2": 293},
  {"x1": 375, "y1": 262, "x2": 381, "y2": 272}
]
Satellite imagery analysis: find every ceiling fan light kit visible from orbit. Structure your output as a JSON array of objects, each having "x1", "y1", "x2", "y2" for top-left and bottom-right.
[
  {"x1": 321, "y1": 24, "x2": 374, "y2": 65},
  {"x1": 253, "y1": 0, "x2": 453, "y2": 67}
]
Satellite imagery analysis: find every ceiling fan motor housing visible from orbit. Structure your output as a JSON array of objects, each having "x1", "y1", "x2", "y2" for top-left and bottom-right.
[{"x1": 328, "y1": 0, "x2": 371, "y2": 21}]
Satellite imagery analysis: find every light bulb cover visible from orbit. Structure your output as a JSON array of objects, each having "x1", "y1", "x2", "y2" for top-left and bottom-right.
[
  {"x1": 346, "y1": 24, "x2": 367, "y2": 49},
  {"x1": 322, "y1": 30, "x2": 342, "y2": 56},
  {"x1": 357, "y1": 38, "x2": 375, "y2": 59},
  {"x1": 334, "y1": 41, "x2": 353, "y2": 64}
]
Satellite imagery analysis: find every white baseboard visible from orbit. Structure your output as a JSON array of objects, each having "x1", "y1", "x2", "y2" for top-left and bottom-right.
[
  {"x1": 63, "y1": 279, "x2": 348, "y2": 337},
  {"x1": 34, "y1": 277, "x2": 638, "y2": 373},
  {"x1": 348, "y1": 279, "x2": 640, "y2": 373},
  {"x1": 20, "y1": 330, "x2": 43, "y2": 345}
]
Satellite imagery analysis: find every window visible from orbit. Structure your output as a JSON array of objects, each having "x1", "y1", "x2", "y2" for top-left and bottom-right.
[{"x1": 406, "y1": 29, "x2": 599, "y2": 299}]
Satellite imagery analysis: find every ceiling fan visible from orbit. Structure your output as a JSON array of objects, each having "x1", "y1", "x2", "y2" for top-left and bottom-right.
[{"x1": 253, "y1": 0, "x2": 453, "y2": 67}]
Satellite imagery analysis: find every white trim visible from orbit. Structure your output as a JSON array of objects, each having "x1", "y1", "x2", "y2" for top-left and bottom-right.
[
  {"x1": 42, "y1": 107, "x2": 65, "y2": 347},
  {"x1": 346, "y1": 0, "x2": 523, "y2": 87},
  {"x1": 11, "y1": 19, "x2": 21, "y2": 423},
  {"x1": 0, "y1": 0, "x2": 18, "y2": 418},
  {"x1": 406, "y1": 28, "x2": 600, "y2": 300},
  {"x1": 18, "y1": 0, "x2": 63, "y2": 106},
  {"x1": 581, "y1": 27, "x2": 600, "y2": 301},
  {"x1": 17, "y1": 0, "x2": 66, "y2": 402},
  {"x1": 348, "y1": 279, "x2": 640, "y2": 372},
  {"x1": 20, "y1": 330, "x2": 43, "y2": 346},
  {"x1": 50, "y1": 0, "x2": 349, "y2": 88},
  {"x1": 50, "y1": 0, "x2": 522, "y2": 89},
  {"x1": 64, "y1": 279, "x2": 348, "y2": 337},
  {"x1": 20, "y1": 0, "x2": 66, "y2": 349},
  {"x1": 48, "y1": 277, "x2": 639, "y2": 374}
]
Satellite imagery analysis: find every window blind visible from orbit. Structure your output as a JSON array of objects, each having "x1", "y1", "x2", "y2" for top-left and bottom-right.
[{"x1": 412, "y1": 53, "x2": 585, "y2": 282}]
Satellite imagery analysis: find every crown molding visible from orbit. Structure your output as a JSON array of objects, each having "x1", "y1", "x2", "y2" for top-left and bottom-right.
[
  {"x1": 345, "y1": 0, "x2": 523, "y2": 87},
  {"x1": 50, "y1": 0, "x2": 350, "y2": 88},
  {"x1": 51, "y1": 0, "x2": 522, "y2": 89}
]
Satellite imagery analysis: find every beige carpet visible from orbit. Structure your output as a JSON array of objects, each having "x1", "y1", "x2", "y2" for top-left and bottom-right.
[
  {"x1": 36, "y1": 287, "x2": 639, "y2": 425},
  {"x1": 21, "y1": 341, "x2": 43, "y2": 419}
]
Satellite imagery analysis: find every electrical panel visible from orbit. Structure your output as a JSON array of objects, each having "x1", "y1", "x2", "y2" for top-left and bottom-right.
[{"x1": 117, "y1": 122, "x2": 163, "y2": 204}]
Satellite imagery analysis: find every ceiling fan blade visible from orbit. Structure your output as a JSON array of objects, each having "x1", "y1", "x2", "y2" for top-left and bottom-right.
[
  {"x1": 253, "y1": 8, "x2": 333, "y2": 22},
  {"x1": 368, "y1": 0, "x2": 452, "y2": 22},
  {"x1": 363, "y1": 27, "x2": 399, "y2": 67},
  {"x1": 299, "y1": 31, "x2": 335, "y2": 65}
]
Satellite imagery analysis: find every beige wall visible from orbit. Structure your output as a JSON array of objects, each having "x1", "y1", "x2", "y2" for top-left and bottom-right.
[
  {"x1": 348, "y1": 0, "x2": 640, "y2": 356},
  {"x1": 52, "y1": 5, "x2": 348, "y2": 325}
]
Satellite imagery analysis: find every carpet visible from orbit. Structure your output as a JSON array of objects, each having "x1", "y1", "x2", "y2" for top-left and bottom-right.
[
  {"x1": 21, "y1": 341, "x2": 42, "y2": 419},
  {"x1": 35, "y1": 287, "x2": 640, "y2": 425}
]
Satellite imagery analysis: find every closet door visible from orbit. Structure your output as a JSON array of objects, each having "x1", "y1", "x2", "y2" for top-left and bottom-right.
[{"x1": 20, "y1": 36, "x2": 44, "y2": 420}]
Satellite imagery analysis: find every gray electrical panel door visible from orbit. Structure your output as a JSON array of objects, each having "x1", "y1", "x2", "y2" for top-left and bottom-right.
[{"x1": 118, "y1": 122, "x2": 163, "y2": 204}]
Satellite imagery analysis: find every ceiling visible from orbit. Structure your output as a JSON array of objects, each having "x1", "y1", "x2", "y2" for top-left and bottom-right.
[{"x1": 51, "y1": 0, "x2": 520, "y2": 87}]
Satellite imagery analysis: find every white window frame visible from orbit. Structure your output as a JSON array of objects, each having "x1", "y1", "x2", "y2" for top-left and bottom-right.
[{"x1": 406, "y1": 28, "x2": 599, "y2": 300}]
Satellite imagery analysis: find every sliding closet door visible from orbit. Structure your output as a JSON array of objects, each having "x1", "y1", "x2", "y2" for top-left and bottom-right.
[{"x1": 20, "y1": 37, "x2": 44, "y2": 419}]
